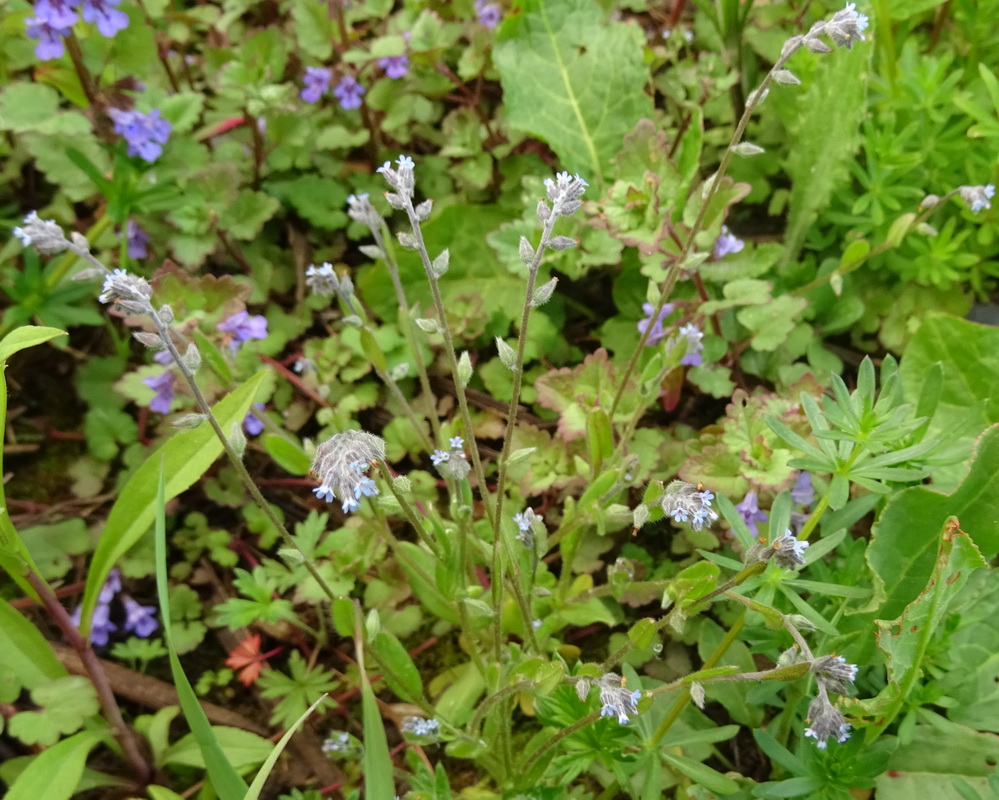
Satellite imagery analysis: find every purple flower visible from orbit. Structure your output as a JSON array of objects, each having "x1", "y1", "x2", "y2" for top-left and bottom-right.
[
  {"x1": 122, "y1": 596, "x2": 158, "y2": 638},
  {"x1": 142, "y1": 370, "x2": 176, "y2": 414},
  {"x1": 125, "y1": 219, "x2": 150, "y2": 259},
  {"x1": 791, "y1": 471, "x2": 815, "y2": 507},
  {"x1": 300, "y1": 66, "x2": 332, "y2": 103},
  {"x1": 474, "y1": 0, "x2": 502, "y2": 28},
  {"x1": 218, "y1": 310, "x2": 268, "y2": 351},
  {"x1": 637, "y1": 302, "x2": 675, "y2": 347},
  {"x1": 108, "y1": 107, "x2": 172, "y2": 163},
  {"x1": 153, "y1": 349, "x2": 173, "y2": 365},
  {"x1": 26, "y1": 17, "x2": 71, "y2": 60},
  {"x1": 735, "y1": 490, "x2": 768, "y2": 535},
  {"x1": 713, "y1": 225, "x2": 745, "y2": 259},
  {"x1": 332, "y1": 75, "x2": 365, "y2": 110},
  {"x1": 99, "y1": 568, "x2": 122, "y2": 604},
  {"x1": 89, "y1": 601, "x2": 118, "y2": 646},
  {"x1": 35, "y1": 0, "x2": 79, "y2": 28},
  {"x1": 243, "y1": 403, "x2": 265, "y2": 436},
  {"x1": 377, "y1": 54, "x2": 409, "y2": 79},
  {"x1": 677, "y1": 323, "x2": 704, "y2": 366},
  {"x1": 81, "y1": 0, "x2": 128, "y2": 37}
]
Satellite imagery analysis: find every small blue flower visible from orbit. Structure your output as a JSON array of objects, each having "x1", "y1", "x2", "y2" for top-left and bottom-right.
[
  {"x1": 313, "y1": 484, "x2": 335, "y2": 503},
  {"x1": 431, "y1": 449, "x2": 450, "y2": 465},
  {"x1": 301, "y1": 66, "x2": 332, "y2": 103},
  {"x1": 396, "y1": 154, "x2": 415, "y2": 171},
  {"x1": 449, "y1": 436, "x2": 464, "y2": 448},
  {"x1": 354, "y1": 475, "x2": 378, "y2": 499}
]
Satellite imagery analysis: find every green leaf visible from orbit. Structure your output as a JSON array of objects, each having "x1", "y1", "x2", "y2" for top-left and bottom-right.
[
  {"x1": 493, "y1": 0, "x2": 653, "y2": 182},
  {"x1": 665, "y1": 561, "x2": 719, "y2": 610},
  {"x1": 0, "y1": 325, "x2": 67, "y2": 364},
  {"x1": 4, "y1": 730, "x2": 105, "y2": 800},
  {"x1": 860, "y1": 522, "x2": 986, "y2": 733},
  {"x1": 867, "y1": 425, "x2": 999, "y2": 620},
  {"x1": 900, "y1": 314, "x2": 999, "y2": 488},
  {"x1": 263, "y1": 434, "x2": 312, "y2": 476},
  {"x1": 736, "y1": 295, "x2": 808, "y2": 351},
  {"x1": 218, "y1": 190, "x2": 279, "y2": 240},
  {"x1": 372, "y1": 631, "x2": 424, "y2": 702},
  {"x1": 780, "y1": 43, "x2": 869, "y2": 266},
  {"x1": 163, "y1": 726, "x2": 272, "y2": 770},
  {"x1": 81, "y1": 370, "x2": 267, "y2": 632},
  {"x1": 154, "y1": 462, "x2": 249, "y2": 800},
  {"x1": 244, "y1": 693, "x2": 328, "y2": 800},
  {"x1": 8, "y1": 676, "x2": 100, "y2": 746},
  {"x1": 660, "y1": 749, "x2": 740, "y2": 794},
  {"x1": 159, "y1": 92, "x2": 206, "y2": 134},
  {"x1": 0, "y1": 598, "x2": 67, "y2": 690}
]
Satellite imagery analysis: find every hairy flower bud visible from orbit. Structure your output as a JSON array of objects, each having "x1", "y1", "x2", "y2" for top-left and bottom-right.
[
  {"x1": 530, "y1": 277, "x2": 558, "y2": 307},
  {"x1": 431, "y1": 248, "x2": 450, "y2": 278}
]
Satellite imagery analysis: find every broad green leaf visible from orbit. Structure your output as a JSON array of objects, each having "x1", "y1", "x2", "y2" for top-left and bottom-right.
[
  {"x1": 0, "y1": 326, "x2": 67, "y2": 599},
  {"x1": 356, "y1": 611, "x2": 396, "y2": 800},
  {"x1": 81, "y1": 370, "x2": 267, "y2": 631},
  {"x1": 0, "y1": 597, "x2": 68, "y2": 690},
  {"x1": 867, "y1": 425, "x2": 999, "y2": 620},
  {"x1": 163, "y1": 727, "x2": 272, "y2": 770},
  {"x1": 660, "y1": 749, "x2": 740, "y2": 794},
  {"x1": 155, "y1": 463, "x2": 249, "y2": 800},
  {"x1": 493, "y1": 0, "x2": 653, "y2": 182},
  {"x1": 736, "y1": 295, "x2": 808, "y2": 351},
  {"x1": 900, "y1": 314, "x2": 999, "y2": 488},
  {"x1": 861, "y1": 522, "x2": 986, "y2": 732},
  {"x1": 780, "y1": 43, "x2": 869, "y2": 266},
  {"x1": 219, "y1": 190, "x2": 279, "y2": 240},
  {"x1": 665, "y1": 561, "x2": 719, "y2": 611},
  {"x1": 4, "y1": 730, "x2": 106, "y2": 800},
  {"x1": 8, "y1": 675, "x2": 100, "y2": 746},
  {"x1": 0, "y1": 325, "x2": 67, "y2": 363},
  {"x1": 263, "y1": 434, "x2": 312, "y2": 476}
]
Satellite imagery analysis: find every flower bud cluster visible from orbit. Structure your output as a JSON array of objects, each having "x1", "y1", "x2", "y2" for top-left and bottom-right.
[
  {"x1": 584, "y1": 674, "x2": 642, "y2": 725},
  {"x1": 659, "y1": 480, "x2": 719, "y2": 531},
  {"x1": 99, "y1": 268, "x2": 154, "y2": 312},
  {"x1": 802, "y1": 654, "x2": 858, "y2": 749},
  {"x1": 377, "y1": 154, "x2": 416, "y2": 205},
  {"x1": 346, "y1": 192, "x2": 383, "y2": 228},
  {"x1": 540, "y1": 171, "x2": 588, "y2": 218},
  {"x1": 311, "y1": 430, "x2": 385, "y2": 514},
  {"x1": 305, "y1": 262, "x2": 355, "y2": 301},
  {"x1": 745, "y1": 530, "x2": 810, "y2": 570},
  {"x1": 12, "y1": 211, "x2": 70, "y2": 254}
]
